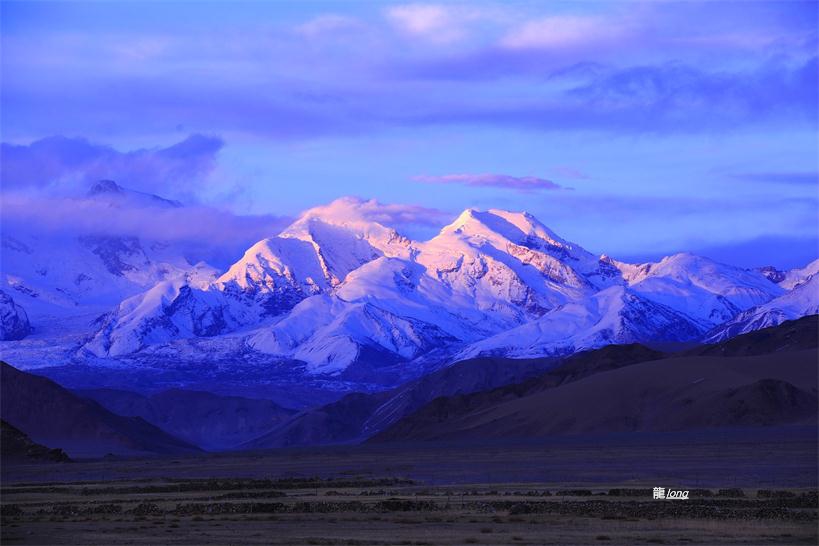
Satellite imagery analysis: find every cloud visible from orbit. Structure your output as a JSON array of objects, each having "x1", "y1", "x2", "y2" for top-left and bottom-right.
[
  {"x1": 384, "y1": 3, "x2": 493, "y2": 44},
  {"x1": 401, "y1": 56, "x2": 818, "y2": 133},
  {"x1": 552, "y1": 166, "x2": 589, "y2": 180},
  {"x1": 295, "y1": 14, "x2": 362, "y2": 38},
  {"x1": 385, "y1": 4, "x2": 459, "y2": 41},
  {"x1": 0, "y1": 133, "x2": 283, "y2": 268},
  {"x1": 0, "y1": 191, "x2": 290, "y2": 269},
  {"x1": 731, "y1": 172, "x2": 818, "y2": 185},
  {"x1": 0, "y1": 134, "x2": 223, "y2": 200},
  {"x1": 352, "y1": 198, "x2": 450, "y2": 228},
  {"x1": 569, "y1": 57, "x2": 816, "y2": 108},
  {"x1": 413, "y1": 173, "x2": 566, "y2": 192},
  {"x1": 500, "y1": 15, "x2": 627, "y2": 50},
  {"x1": 299, "y1": 196, "x2": 450, "y2": 229},
  {"x1": 1, "y1": 2, "x2": 816, "y2": 143}
]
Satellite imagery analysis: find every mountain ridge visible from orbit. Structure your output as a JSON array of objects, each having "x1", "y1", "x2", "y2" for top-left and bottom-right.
[
  {"x1": 2, "y1": 191, "x2": 815, "y2": 400},
  {"x1": 0, "y1": 361, "x2": 201, "y2": 458},
  {"x1": 371, "y1": 316, "x2": 819, "y2": 443}
]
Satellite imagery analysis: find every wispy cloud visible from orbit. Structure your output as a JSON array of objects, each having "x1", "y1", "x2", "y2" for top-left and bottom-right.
[
  {"x1": 500, "y1": 15, "x2": 628, "y2": 50},
  {"x1": 0, "y1": 191, "x2": 291, "y2": 268},
  {"x1": 299, "y1": 196, "x2": 450, "y2": 229},
  {"x1": 295, "y1": 14, "x2": 362, "y2": 38},
  {"x1": 731, "y1": 172, "x2": 818, "y2": 185},
  {"x1": 0, "y1": 135, "x2": 223, "y2": 200},
  {"x1": 2, "y1": 3, "x2": 815, "y2": 141},
  {"x1": 353, "y1": 199, "x2": 450, "y2": 227},
  {"x1": 384, "y1": 3, "x2": 495, "y2": 44},
  {"x1": 401, "y1": 56, "x2": 818, "y2": 133},
  {"x1": 386, "y1": 4, "x2": 452, "y2": 37},
  {"x1": 413, "y1": 173, "x2": 567, "y2": 192},
  {"x1": 552, "y1": 166, "x2": 589, "y2": 180}
]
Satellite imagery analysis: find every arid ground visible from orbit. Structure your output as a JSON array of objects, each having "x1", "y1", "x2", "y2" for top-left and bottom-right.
[{"x1": 2, "y1": 428, "x2": 816, "y2": 545}]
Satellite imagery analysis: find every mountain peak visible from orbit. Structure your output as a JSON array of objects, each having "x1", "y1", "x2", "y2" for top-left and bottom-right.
[
  {"x1": 85, "y1": 180, "x2": 182, "y2": 209},
  {"x1": 88, "y1": 179, "x2": 123, "y2": 195},
  {"x1": 438, "y1": 207, "x2": 584, "y2": 258},
  {"x1": 279, "y1": 197, "x2": 411, "y2": 252},
  {"x1": 282, "y1": 197, "x2": 387, "y2": 234}
]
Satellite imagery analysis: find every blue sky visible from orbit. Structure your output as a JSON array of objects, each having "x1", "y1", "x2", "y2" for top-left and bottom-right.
[{"x1": 1, "y1": 1, "x2": 817, "y2": 268}]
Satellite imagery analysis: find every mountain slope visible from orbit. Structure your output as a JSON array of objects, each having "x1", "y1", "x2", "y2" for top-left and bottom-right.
[
  {"x1": 372, "y1": 318, "x2": 818, "y2": 443},
  {"x1": 780, "y1": 258, "x2": 819, "y2": 290},
  {"x1": 0, "y1": 290, "x2": 31, "y2": 340},
  {"x1": 0, "y1": 419, "x2": 71, "y2": 464},
  {"x1": 85, "y1": 198, "x2": 418, "y2": 358},
  {"x1": 458, "y1": 285, "x2": 702, "y2": 359},
  {"x1": 76, "y1": 388, "x2": 296, "y2": 450},
  {"x1": 249, "y1": 293, "x2": 461, "y2": 375},
  {"x1": 0, "y1": 361, "x2": 201, "y2": 458},
  {"x1": 215, "y1": 197, "x2": 414, "y2": 311},
  {"x1": 243, "y1": 392, "x2": 393, "y2": 450},
  {"x1": 705, "y1": 277, "x2": 819, "y2": 342},
  {"x1": 0, "y1": 420, "x2": 71, "y2": 463},
  {"x1": 244, "y1": 343, "x2": 663, "y2": 449},
  {"x1": 1, "y1": 180, "x2": 210, "y2": 317},
  {"x1": 611, "y1": 253, "x2": 784, "y2": 326},
  {"x1": 84, "y1": 277, "x2": 248, "y2": 356},
  {"x1": 694, "y1": 314, "x2": 818, "y2": 356}
]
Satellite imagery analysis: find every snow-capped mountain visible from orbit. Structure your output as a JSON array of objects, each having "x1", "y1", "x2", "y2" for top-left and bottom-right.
[
  {"x1": 779, "y1": 258, "x2": 819, "y2": 290},
  {"x1": 83, "y1": 264, "x2": 226, "y2": 356},
  {"x1": 458, "y1": 285, "x2": 704, "y2": 360},
  {"x1": 608, "y1": 253, "x2": 784, "y2": 327},
  {"x1": 86, "y1": 203, "x2": 625, "y2": 367},
  {"x1": 70, "y1": 197, "x2": 815, "y2": 378},
  {"x1": 3, "y1": 191, "x2": 815, "y2": 385},
  {"x1": 0, "y1": 290, "x2": 31, "y2": 341},
  {"x1": 1, "y1": 181, "x2": 210, "y2": 316},
  {"x1": 250, "y1": 294, "x2": 459, "y2": 375},
  {"x1": 214, "y1": 198, "x2": 413, "y2": 317},
  {"x1": 705, "y1": 275, "x2": 819, "y2": 342},
  {"x1": 754, "y1": 259, "x2": 819, "y2": 290},
  {"x1": 87, "y1": 179, "x2": 183, "y2": 209}
]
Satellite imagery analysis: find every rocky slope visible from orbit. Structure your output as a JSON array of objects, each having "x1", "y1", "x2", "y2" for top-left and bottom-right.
[
  {"x1": 0, "y1": 420, "x2": 70, "y2": 463},
  {"x1": 76, "y1": 388, "x2": 296, "y2": 450},
  {"x1": 705, "y1": 277, "x2": 819, "y2": 342},
  {"x1": 372, "y1": 317, "x2": 818, "y2": 443},
  {"x1": 0, "y1": 361, "x2": 201, "y2": 458},
  {"x1": 244, "y1": 343, "x2": 664, "y2": 449},
  {"x1": 0, "y1": 290, "x2": 31, "y2": 340}
]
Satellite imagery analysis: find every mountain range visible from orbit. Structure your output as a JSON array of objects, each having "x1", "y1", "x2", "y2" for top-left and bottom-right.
[
  {"x1": 1, "y1": 182, "x2": 817, "y2": 406},
  {"x1": 2, "y1": 316, "x2": 814, "y2": 457}
]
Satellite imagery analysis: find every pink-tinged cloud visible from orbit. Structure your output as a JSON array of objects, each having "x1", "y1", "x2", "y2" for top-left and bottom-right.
[
  {"x1": 297, "y1": 196, "x2": 450, "y2": 229},
  {"x1": 413, "y1": 173, "x2": 566, "y2": 192},
  {"x1": 500, "y1": 15, "x2": 628, "y2": 50},
  {"x1": 385, "y1": 4, "x2": 460, "y2": 41},
  {"x1": 384, "y1": 3, "x2": 495, "y2": 44}
]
